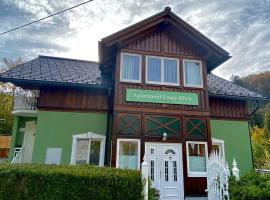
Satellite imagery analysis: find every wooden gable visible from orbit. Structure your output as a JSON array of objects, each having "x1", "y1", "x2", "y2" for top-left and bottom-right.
[{"x1": 122, "y1": 28, "x2": 199, "y2": 57}]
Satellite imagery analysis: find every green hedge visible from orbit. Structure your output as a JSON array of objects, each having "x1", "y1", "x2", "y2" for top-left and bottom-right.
[
  {"x1": 229, "y1": 172, "x2": 270, "y2": 200},
  {"x1": 0, "y1": 164, "x2": 143, "y2": 200}
]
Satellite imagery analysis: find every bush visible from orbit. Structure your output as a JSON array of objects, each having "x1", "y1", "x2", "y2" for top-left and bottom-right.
[
  {"x1": 229, "y1": 172, "x2": 270, "y2": 200},
  {"x1": 0, "y1": 164, "x2": 143, "y2": 200}
]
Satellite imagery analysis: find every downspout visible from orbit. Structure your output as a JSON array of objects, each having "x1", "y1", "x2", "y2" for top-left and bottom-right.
[
  {"x1": 104, "y1": 87, "x2": 112, "y2": 166},
  {"x1": 248, "y1": 100, "x2": 260, "y2": 170}
]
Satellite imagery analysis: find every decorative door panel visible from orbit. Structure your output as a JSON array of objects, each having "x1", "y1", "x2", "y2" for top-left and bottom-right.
[{"x1": 145, "y1": 143, "x2": 184, "y2": 200}]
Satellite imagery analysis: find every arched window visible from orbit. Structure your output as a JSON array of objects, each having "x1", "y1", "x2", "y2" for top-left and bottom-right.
[{"x1": 70, "y1": 132, "x2": 106, "y2": 166}]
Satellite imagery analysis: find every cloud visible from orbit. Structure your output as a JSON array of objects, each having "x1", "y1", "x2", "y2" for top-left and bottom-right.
[{"x1": 0, "y1": 0, "x2": 269, "y2": 79}]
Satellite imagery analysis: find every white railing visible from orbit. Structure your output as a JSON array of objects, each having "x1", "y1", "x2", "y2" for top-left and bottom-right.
[
  {"x1": 14, "y1": 95, "x2": 38, "y2": 111},
  {"x1": 206, "y1": 152, "x2": 230, "y2": 200},
  {"x1": 11, "y1": 147, "x2": 23, "y2": 164}
]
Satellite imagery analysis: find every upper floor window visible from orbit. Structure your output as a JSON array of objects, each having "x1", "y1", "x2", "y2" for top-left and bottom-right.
[
  {"x1": 120, "y1": 53, "x2": 141, "y2": 83},
  {"x1": 146, "y1": 56, "x2": 179, "y2": 86},
  {"x1": 183, "y1": 59, "x2": 203, "y2": 88}
]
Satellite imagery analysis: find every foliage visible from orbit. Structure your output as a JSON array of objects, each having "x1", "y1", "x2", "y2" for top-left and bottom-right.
[
  {"x1": 229, "y1": 172, "x2": 270, "y2": 200},
  {"x1": 0, "y1": 93, "x2": 14, "y2": 135},
  {"x1": 148, "y1": 179, "x2": 159, "y2": 200},
  {"x1": 251, "y1": 126, "x2": 270, "y2": 169},
  {"x1": 0, "y1": 164, "x2": 144, "y2": 200}
]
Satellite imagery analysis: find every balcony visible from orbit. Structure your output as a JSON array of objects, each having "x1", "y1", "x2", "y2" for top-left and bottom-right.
[{"x1": 12, "y1": 91, "x2": 39, "y2": 117}]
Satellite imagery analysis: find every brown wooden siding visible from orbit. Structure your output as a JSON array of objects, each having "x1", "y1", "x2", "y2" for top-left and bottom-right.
[
  {"x1": 209, "y1": 97, "x2": 248, "y2": 120},
  {"x1": 38, "y1": 87, "x2": 109, "y2": 112}
]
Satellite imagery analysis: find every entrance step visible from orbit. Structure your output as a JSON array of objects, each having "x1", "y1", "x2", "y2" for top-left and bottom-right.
[{"x1": 185, "y1": 197, "x2": 207, "y2": 200}]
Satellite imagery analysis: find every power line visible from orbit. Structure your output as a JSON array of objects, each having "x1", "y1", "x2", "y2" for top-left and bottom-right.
[{"x1": 0, "y1": 0, "x2": 94, "y2": 36}]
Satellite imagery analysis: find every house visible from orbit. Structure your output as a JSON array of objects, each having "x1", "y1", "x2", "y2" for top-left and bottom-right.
[{"x1": 0, "y1": 7, "x2": 265, "y2": 199}]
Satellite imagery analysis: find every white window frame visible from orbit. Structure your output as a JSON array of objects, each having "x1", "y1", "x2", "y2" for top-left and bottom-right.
[
  {"x1": 146, "y1": 55, "x2": 180, "y2": 86},
  {"x1": 120, "y1": 52, "x2": 142, "y2": 83},
  {"x1": 70, "y1": 132, "x2": 106, "y2": 166},
  {"x1": 116, "y1": 138, "x2": 141, "y2": 170},
  {"x1": 183, "y1": 59, "x2": 203, "y2": 88},
  {"x1": 186, "y1": 141, "x2": 208, "y2": 177},
  {"x1": 212, "y1": 138, "x2": 225, "y2": 159}
]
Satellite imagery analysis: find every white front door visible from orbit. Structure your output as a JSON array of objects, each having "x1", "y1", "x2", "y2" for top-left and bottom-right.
[
  {"x1": 145, "y1": 143, "x2": 184, "y2": 200},
  {"x1": 22, "y1": 121, "x2": 36, "y2": 163}
]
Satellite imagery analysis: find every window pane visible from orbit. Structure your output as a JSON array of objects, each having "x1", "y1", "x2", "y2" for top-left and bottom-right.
[
  {"x1": 89, "y1": 140, "x2": 101, "y2": 165},
  {"x1": 147, "y1": 57, "x2": 161, "y2": 82},
  {"x1": 118, "y1": 141, "x2": 139, "y2": 170},
  {"x1": 122, "y1": 54, "x2": 140, "y2": 81},
  {"x1": 188, "y1": 143, "x2": 206, "y2": 172},
  {"x1": 184, "y1": 61, "x2": 202, "y2": 86},
  {"x1": 76, "y1": 139, "x2": 89, "y2": 164},
  {"x1": 164, "y1": 59, "x2": 178, "y2": 83}
]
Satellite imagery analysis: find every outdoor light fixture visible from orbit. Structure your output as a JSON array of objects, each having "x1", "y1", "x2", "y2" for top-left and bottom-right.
[{"x1": 162, "y1": 132, "x2": 167, "y2": 141}]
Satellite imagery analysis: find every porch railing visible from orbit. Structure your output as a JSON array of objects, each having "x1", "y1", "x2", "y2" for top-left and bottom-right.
[
  {"x1": 11, "y1": 147, "x2": 23, "y2": 164},
  {"x1": 13, "y1": 95, "x2": 38, "y2": 111}
]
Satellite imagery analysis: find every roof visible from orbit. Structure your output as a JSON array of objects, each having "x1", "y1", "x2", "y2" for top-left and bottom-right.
[
  {"x1": 208, "y1": 74, "x2": 264, "y2": 100},
  {"x1": 0, "y1": 55, "x2": 110, "y2": 89},
  {"x1": 99, "y1": 7, "x2": 231, "y2": 72},
  {"x1": 0, "y1": 56, "x2": 264, "y2": 100}
]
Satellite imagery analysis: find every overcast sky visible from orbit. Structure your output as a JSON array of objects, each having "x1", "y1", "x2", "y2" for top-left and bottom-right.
[{"x1": 0, "y1": 0, "x2": 269, "y2": 79}]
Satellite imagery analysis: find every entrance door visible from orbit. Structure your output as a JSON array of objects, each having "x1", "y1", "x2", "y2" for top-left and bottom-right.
[
  {"x1": 145, "y1": 143, "x2": 184, "y2": 200},
  {"x1": 22, "y1": 121, "x2": 36, "y2": 163}
]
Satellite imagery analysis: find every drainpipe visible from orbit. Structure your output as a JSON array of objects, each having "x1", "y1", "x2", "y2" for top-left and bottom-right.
[
  {"x1": 104, "y1": 87, "x2": 112, "y2": 166},
  {"x1": 248, "y1": 100, "x2": 260, "y2": 170}
]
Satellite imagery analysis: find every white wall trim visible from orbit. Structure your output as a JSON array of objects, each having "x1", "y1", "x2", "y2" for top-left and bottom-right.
[
  {"x1": 186, "y1": 141, "x2": 208, "y2": 177},
  {"x1": 70, "y1": 132, "x2": 106, "y2": 166},
  {"x1": 116, "y1": 138, "x2": 141, "y2": 170}
]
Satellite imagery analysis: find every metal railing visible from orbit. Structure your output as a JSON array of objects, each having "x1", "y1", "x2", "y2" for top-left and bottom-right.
[
  {"x1": 13, "y1": 95, "x2": 38, "y2": 111},
  {"x1": 11, "y1": 147, "x2": 23, "y2": 164}
]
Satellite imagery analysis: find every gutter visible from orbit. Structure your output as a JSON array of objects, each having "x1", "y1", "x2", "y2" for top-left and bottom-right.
[{"x1": 104, "y1": 87, "x2": 113, "y2": 166}]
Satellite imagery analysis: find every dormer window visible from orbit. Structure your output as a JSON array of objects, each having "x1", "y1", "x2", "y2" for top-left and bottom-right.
[
  {"x1": 120, "y1": 53, "x2": 141, "y2": 83},
  {"x1": 146, "y1": 56, "x2": 179, "y2": 86},
  {"x1": 183, "y1": 59, "x2": 203, "y2": 88}
]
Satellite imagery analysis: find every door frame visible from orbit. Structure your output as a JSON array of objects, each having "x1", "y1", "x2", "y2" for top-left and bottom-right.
[
  {"x1": 23, "y1": 121, "x2": 36, "y2": 163},
  {"x1": 145, "y1": 142, "x2": 184, "y2": 200}
]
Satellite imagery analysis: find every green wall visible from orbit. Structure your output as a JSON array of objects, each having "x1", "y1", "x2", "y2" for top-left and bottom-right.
[
  {"x1": 210, "y1": 119, "x2": 253, "y2": 173},
  {"x1": 32, "y1": 111, "x2": 107, "y2": 164}
]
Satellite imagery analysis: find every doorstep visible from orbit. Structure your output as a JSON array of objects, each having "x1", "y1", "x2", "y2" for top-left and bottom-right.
[{"x1": 185, "y1": 197, "x2": 207, "y2": 200}]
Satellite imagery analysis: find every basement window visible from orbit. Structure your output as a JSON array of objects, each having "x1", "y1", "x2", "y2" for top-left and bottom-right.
[
  {"x1": 146, "y1": 56, "x2": 179, "y2": 86},
  {"x1": 120, "y1": 53, "x2": 142, "y2": 83},
  {"x1": 186, "y1": 141, "x2": 208, "y2": 177},
  {"x1": 116, "y1": 139, "x2": 140, "y2": 170}
]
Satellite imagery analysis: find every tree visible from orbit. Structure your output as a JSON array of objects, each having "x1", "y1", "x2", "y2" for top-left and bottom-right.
[
  {"x1": 0, "y1": 93, "x2": 14, "y2": 135},
  {"x1": 0, "y1": 57, "x2": 24, "y2": 135}
]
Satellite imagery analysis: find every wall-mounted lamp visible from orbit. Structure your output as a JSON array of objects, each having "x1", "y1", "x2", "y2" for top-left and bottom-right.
[{"x1": 162, "y1": 132, "x2": 167, "y2": 141}]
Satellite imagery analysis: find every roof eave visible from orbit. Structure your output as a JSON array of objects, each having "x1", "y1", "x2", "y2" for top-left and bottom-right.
[
  {"x1": 209, "y1": 93, "x2": 268, "y2": 101},
  {"x1": 0, "y1": 77, "x2": 112, "y2": 90}
]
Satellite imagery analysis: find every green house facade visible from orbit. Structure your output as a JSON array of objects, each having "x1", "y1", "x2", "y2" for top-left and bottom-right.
[{"x1": 0, "y1": 7, "x2": 265, "y2": 199}]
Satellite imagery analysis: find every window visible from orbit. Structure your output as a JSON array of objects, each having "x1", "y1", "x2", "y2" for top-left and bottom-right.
[
  {"x1": 70, "y1": 132, "x2": 106, "y2": 166},
  {"x1": 116, "y1": 139, "x2": 140, "y2": 170},
  {"x1": 146, "y1": 56, "x2": 179, "y2": 86},
  {"x1": 186, "y1": 141, "x2": 208, "y2": 177},
  {"x1": 120, "y1": 53, "x2": 141, "y2": 82},
  {"x1": 183, "y1": 59, "x2": 203, "y2": 88},
  {"x1": 212, "y1": 138, "x2": 225, "y2": 159}
]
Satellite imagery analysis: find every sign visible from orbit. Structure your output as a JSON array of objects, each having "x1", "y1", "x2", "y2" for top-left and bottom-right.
[{"x1": 126, "y1": 89, "x2": 199, "y2": 105}]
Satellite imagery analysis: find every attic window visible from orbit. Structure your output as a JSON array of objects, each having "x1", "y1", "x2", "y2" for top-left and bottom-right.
[
  {"x1": 146, "y1": 56, "x2": 179, "y2": 86},
  {"x1": 183, "y1": 59, "x2": 203, "y2": 88},
  {"x1": 120, "y1": 53, "x2": 141, "y2": 83}
]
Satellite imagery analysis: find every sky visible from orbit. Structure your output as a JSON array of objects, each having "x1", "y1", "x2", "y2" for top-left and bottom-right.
[{"x1": 0, "y1": 0, "x2": 269, "y2": 79}]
